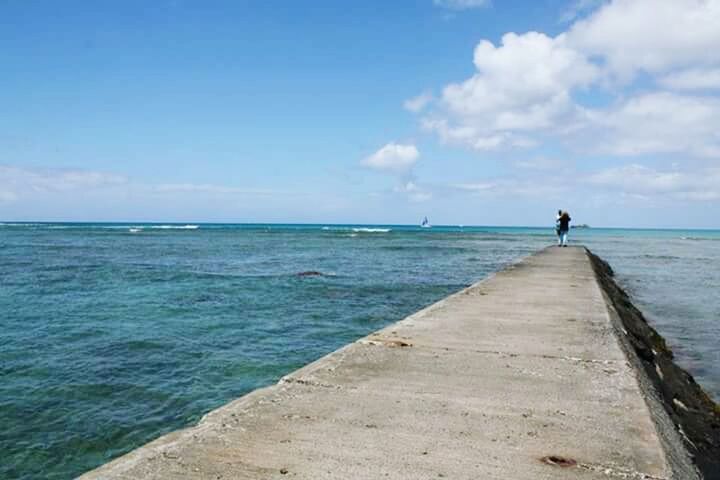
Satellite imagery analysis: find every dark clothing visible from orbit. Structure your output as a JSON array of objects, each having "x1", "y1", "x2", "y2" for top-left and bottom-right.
[{"x1": 559, "y1": 215, "x2": 571, "y2": 232}]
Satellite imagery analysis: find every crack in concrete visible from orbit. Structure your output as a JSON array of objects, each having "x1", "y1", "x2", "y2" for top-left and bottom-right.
[{"x1": 358, "y1": 338, "x2": 413, "y2": 347}]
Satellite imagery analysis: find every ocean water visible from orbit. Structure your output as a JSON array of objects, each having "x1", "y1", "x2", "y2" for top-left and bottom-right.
[{"x1": 1, "y1": 223, "x2": 718, "y2": 479}]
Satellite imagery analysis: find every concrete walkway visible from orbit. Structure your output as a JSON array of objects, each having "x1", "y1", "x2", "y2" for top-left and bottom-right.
[{"x1": 80, "y1": 247, "x2": 675, "y2": 479}]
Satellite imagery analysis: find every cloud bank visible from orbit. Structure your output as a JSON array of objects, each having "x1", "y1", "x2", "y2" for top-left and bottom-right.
[
  {"x1": 406, "y1": 0, "x2": 720, "y2": 210},
  {"x1": 417, "y1": 0, "x2": 720, "y2": 159}
]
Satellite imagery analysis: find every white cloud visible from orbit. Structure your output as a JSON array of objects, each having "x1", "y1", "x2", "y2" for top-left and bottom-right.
[
  {"x1": 361, "y1": 144, "x2": 430, "y2": 202},
  {"x1": 0, "y1": 165, "x2": 127, "y2": 194},
  {"x1": 658, "y1": 68, "x2": 720, "y2": 90},
  {"x1": 452, "y1": 32, "x2": 596, "y2": 117},
  {"x1": 584, "y1": 92, "x2": 720, "y2": 157},
  {"x1": 449, "y1": 163, "x2": 720, "y2": 203},
  {"x1": 585, "y1": 164, "x2": 720, "y2": 200},
  {"x1": 586, "y1": 165, "x2": 684, "y2": 192},
  {"x1": 362, "y1": 143, "x2": 420, "y2": 173},
  {"x1": 404, "y1": 92, "x2": 433, "y2": 113},
  {"x1": 566, "y1": 0, "x2": 720, "y2": 80},
  {"x1": 424, "y1": 31, "x2": 597, "y2": 150},
  {"x1": 413, "y1": 0, "x2": 720, "y2": 159},
  {"x1": 0, "y1": 165, "x2": 294, "y2": 212},
  {"x1": 421, "y1": 118, "x2": 538, "y2": 150},
  {"x1": 433, "y1": 0, "x2": 490, "y2": 10}
]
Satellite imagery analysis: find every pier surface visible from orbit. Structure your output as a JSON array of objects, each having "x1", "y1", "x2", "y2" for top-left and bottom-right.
[{"x1": 80, "y1": 247, "x2": 696, "y2": 479}]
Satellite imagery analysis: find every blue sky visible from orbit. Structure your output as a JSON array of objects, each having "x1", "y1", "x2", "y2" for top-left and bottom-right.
[{"x1": 2, "y1": 0, "x2": 719, "y2": 227}]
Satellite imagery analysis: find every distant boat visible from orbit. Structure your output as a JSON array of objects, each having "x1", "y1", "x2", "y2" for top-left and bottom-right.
[
  {"x1": 571, "y1": 224, "x2": 591, "y2": 229},
  {"x1": 420, "y1": 216, "x2": 431, "y2": 228}
]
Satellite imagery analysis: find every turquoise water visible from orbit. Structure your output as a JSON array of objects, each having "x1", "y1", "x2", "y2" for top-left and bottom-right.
[{"x1": 1, "y1": 223, "x2": 718, "y2": 479}]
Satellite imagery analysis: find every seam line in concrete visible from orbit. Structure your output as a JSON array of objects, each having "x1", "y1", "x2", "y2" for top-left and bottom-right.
[{"x1": 357, "y1": 340, "x2": 627, "y2": 365}]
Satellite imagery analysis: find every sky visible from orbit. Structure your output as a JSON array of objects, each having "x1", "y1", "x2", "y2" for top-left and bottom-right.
[{"x1": 1, "y1": 0, "x2": 719, "y2": 228}]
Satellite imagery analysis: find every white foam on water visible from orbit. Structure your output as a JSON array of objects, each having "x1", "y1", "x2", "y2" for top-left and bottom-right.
[
  {"x1": 321, "y1": 226, "x2": 393, "y2": 233},
  {"x1": 0, "y1": 223, "x2": 43, "y2": 227},
  {"x1": 679, "y1": 236, "x2": 718, "y2": 242},
  {"x1": 321, "y1": 226, "x2": 353, "y2": 232},
  {"x1": 352, "y1": 228, "x2": 391, "y2": 233},
  {"x1": 149, "y1": 225, "x2": 199, "y2": 230}
]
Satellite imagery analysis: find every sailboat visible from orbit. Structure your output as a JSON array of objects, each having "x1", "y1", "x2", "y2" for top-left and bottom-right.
[{"x1": 420, "y1": 216, "x2": 431, "y2": 228}]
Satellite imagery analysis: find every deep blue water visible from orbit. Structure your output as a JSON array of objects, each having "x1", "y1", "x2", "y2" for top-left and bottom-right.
[{"x1": 1, "y1": 223, "x2": 718, "y2": 479}]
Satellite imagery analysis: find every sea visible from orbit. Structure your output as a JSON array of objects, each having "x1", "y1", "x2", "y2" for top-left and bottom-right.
[{"x1": 1, "y1": 222, "x2": 718, "y2": 479}]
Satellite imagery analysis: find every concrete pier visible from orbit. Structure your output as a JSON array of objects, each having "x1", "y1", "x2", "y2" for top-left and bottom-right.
[{"x1": 79, "y1": 247, "x2": 702, "y2": 479}]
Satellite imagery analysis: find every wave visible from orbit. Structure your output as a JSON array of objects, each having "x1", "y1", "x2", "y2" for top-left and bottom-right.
[
  {"x1": 352, "y1": 228, "x2": 391, "y2": 233},
  {"x1": 680, "y1": 236, "x2": 720, "y2": 242},
  {"x1": 148, "y1": 225, "x2": 199, "y2": 230},
  {"x1": 0, "y1": 223, "x2": 200, "y2": 230},
  {"x1": 105, "y1": 224, "x2": 199, "y2": 230},
  {"x1": 0, "y1": 222, "x2": 44, "y2": 227},
  {"x1": 321, "y1": 226, "x2": 391, "y2": 233}
]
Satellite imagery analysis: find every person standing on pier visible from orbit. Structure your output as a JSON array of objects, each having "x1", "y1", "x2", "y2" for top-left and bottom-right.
[
  {"x1": 558, "y1": 211, "x2": 571, "y2": 247},
  {"x1": 555, "y1": 209, "x2": 562, "y2": 245}
]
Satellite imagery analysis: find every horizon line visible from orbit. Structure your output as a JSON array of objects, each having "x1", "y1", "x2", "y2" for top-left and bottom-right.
[{"x1": 1, "y1": 220, "x2": 719, "y2": 231}]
